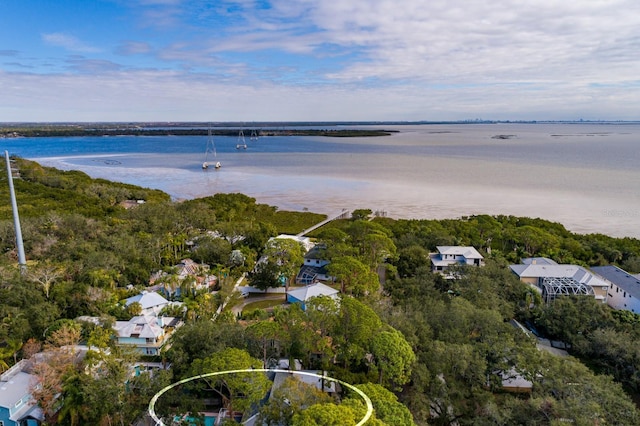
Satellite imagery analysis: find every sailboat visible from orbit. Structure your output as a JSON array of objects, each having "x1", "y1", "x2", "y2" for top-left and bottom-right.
[
  {"x1": 250, "y1": 129, "x2": 259, "y2": 141},
  {"x1": 202, "y1": 127, "x2": 221, "y2": 170},
  {"x1": 236, "y1": 129, "x2": 247, "y2": 150}
]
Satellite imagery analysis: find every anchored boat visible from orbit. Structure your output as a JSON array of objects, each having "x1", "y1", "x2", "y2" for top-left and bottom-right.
[{"x1": 203, "y1": 127, "x2": 221, "y2": 169}]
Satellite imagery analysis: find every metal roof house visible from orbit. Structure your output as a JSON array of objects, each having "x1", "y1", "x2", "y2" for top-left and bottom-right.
[
  {"x1": 124, "y1": 291, "x2": 171, "y2": 316},
  {"x1": 510, "y1": 258, "x2": 609, "y2": 304},
  {"x1": 113, "y1": 315, "x2": 182, "y2": 356},
  {"x1": 591, "y1": 265, "x2": 640, "y2": 313},
  {"x1": 286, "y1": 283, "x2": 339, "y2": 311},
  {"x1": 429, "y1": 246, "x2": 484, "y2": 277},
  {"x1": 0, "y1": 361, "x2": 44, "y2": 426}
]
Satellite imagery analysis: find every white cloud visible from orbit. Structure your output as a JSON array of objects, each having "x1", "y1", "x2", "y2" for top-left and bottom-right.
[
  {"x1": 116, "y1": 41, "x2": 153, "y2": 56},
  {"x1": 4, "y1": 0, "x2": 639, "y2": 120},
  {"x1": 201, "y1": 0, "x2": 640, "y2": 86},
  {"x1": 41, "y1": 33, "x2": 101, "y2": 53},
  {"x1": 1, "y1": 68, "x2": 638, "y2": 122}
]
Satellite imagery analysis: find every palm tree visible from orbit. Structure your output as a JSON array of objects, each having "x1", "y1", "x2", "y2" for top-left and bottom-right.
[{"x1": 0, "y1": 339, "x2": 21, "y2": 371}]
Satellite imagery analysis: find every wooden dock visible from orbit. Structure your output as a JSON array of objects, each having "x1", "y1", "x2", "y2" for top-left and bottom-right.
[{"x1": 296, "y1": 209, "x2": 350, "y2": 237}]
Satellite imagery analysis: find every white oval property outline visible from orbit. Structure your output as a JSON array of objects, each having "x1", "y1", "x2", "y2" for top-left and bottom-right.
[{"x1": 148, "y1": 368, "x2": 373, "y2": 425}]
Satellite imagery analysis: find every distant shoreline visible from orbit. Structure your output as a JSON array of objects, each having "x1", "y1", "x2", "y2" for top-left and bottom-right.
[
  {"x1": 3, "y1": 119, "x2": 640, "y2": 138},
  {"x1": 0, "y1": 126, "x2": 395, "y2": 138}
]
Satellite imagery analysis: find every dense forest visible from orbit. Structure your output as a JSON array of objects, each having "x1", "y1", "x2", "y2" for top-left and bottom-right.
[{"x1": 1, "y1": 157, "x2": 640, "y2": 425}]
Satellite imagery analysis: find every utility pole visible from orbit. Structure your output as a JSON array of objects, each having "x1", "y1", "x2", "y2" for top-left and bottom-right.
[{"x1": 4, "y1": 151, "x2": 27, "y2": 273}]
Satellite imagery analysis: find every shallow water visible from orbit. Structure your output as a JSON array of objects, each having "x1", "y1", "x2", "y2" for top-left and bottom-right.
[{"x1": 3, "y1": 123, "x2": 639, "y2": 238}]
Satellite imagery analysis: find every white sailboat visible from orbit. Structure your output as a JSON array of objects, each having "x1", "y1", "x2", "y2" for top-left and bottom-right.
[
  {"x1": 250, "y1": 129, "x2": 259, "y2": 141},
  {"x1": 203, "y1": 127, "x2": 221, "y2": 170},
  {"x1": 236, "y1": 129, "x2": 247, "y2": 149}
]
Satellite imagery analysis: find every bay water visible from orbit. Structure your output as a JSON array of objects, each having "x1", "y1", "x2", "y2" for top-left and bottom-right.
[{"x1": 2, "y1": 123, "x2": 639, "y2": 238}]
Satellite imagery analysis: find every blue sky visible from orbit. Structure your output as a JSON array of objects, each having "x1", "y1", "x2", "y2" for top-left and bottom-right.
[{"x1": 1, "y1": 0, "x2": 639, "y2": 121}]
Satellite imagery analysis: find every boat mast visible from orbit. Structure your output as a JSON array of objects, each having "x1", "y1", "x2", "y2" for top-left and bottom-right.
[
  {"x1": 237, "y1": 129, "x2": 247, "y2": 149},
  {"x1": 203, "y1": 125, "x2": 221, "y2": 169}
]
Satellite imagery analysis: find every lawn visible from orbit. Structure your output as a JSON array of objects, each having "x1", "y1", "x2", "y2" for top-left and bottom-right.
[{"x1": 243, "y1": 298, "x2": 286, "y2": 311}]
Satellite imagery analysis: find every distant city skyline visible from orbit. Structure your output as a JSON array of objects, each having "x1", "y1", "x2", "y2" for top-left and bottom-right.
[{"x1": 1, "y1": 0, "x2": 639, "y2": 122}]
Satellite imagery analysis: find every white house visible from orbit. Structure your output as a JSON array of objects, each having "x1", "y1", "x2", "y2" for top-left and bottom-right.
[
  {"x1": 510, "y1": 258, "x2": 609, "y2": 304},
  {"x1": 113, "y1": 315, "x2": 182, "y2": 356},
  {"x1": 591, "y1": 265, "x2": 640, "y2": 313},
  {"x1": 286, "y1": 283, "x2": 339, "y2": 311},
  {"x1": 124, "y1": 291, "x2": 171, "y2": 316},
  {"x1": 430, "y1": 246, "x2": 484, "y2": 276},
  {"x1": 296, "y1": 245, "x2": 332, "y2": 285}
]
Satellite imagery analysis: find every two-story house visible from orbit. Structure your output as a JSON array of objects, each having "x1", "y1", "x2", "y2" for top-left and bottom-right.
[
  {"x1": 429, "y1": 246, "x2": 484, "y2": 277},
  {"x1": 591, "y1": 265, "x2": 640, "y2": 313},
  {"x1": 0, "y1": 361, "x2": 44, "y2": 426},
  {"x1": 113, "y1": 315, "x2": 182, "y2": 356},
  {"x1": 296, "y1": 245, "x2": 332, "y2": 285}
]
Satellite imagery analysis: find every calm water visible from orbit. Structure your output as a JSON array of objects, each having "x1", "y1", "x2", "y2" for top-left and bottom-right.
[{"x1": 2, "y1": 123, "x2": 639, "y2": 238}]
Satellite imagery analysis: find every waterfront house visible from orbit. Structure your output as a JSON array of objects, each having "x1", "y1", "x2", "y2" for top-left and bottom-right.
[
  {"x1": 510, "y1": 258, "x2": 608, "y2": 304},
  {"x1": 591, "y1": 265, "x2": 640, "y2": 313},
  {"x1": 286, "y1": 283, "x2": 339, "y2": 311},
  {"x1": 429, "y1": 246, "x2": 484, "y2": 277}
]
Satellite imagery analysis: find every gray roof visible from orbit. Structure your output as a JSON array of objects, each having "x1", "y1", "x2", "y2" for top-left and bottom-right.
[
  {"x1": 592, "y1": 265, "x2": 640, "y2": 300},
  {"x1": 436, "y1": 246, "x2": 483, "y2": 259},
  {"x1": 510, "y1": 263, "x2": 609, "y2": 289},
  {"x1": 114, "y1": 315, "x2": 177, "y2": 339},
  {"x1": 304, "y1": 245, "x2": 326, "y2": 260},
  {"x1": 0, "y1": 370, "x2": 32, "y2": 409},
  {"x1": 125, "y1": 291, "x2": 169, "y2": 310},
  {"x1": 521, "y1": 257, "x2": 558, "y2": 265},
  {"x1": 0, "y1": 367, "x2": 44, "y2": 422},
  {"x1": 287, "y1": 283, "x2": 339, "y2": 302}
]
